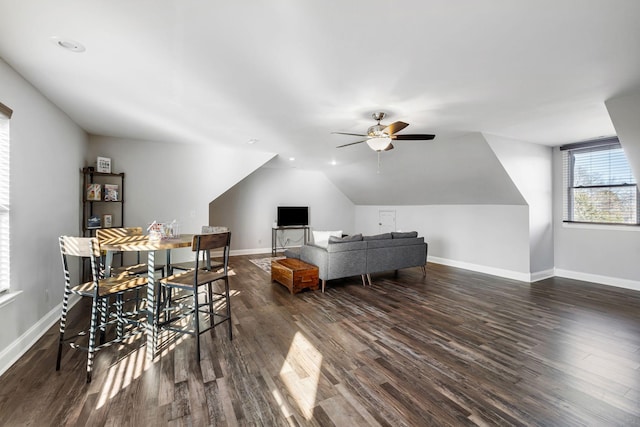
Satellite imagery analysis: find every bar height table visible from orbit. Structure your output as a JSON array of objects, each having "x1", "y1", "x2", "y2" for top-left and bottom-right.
[{"x1": 101, "y1": 234, "x2": 194, "y2": 360}]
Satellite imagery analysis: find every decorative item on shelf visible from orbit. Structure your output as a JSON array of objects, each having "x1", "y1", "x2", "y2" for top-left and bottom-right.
[
  {"x1": 86, "y1": 183, "x2": 102, "y2": 201},
  {"x1": 87, "y1": 215, "x2": 101, "y2": 228},
  {"x1": 102, "y1": 214, "x2": 112, "y2": 228},
  {"x1": 103, "y1": 184, "x2": 119, "y2": 201},
  {"x1": 96, "y1": 157, "x2": 111, "y2": 173}
]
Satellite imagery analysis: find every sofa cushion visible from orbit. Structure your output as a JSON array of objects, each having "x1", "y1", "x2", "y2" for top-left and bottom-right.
[
  {"x1": 363, "y1": 233, "x2": 392, "y2": 241},
  {"x1": 366, "y1": 236, "x2": 424, "y2": 249},
  {"x1": 329, "y1": 233, "x2": 362, "y2": 244},
  {"x1": 312, "y1": 230, "x2": 342, "y2": 247},
  {"x1": 392, "y1": 231, "x2": 418, "y2": 239}
]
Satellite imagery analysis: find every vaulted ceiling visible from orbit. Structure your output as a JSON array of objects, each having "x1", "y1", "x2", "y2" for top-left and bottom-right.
[{"x1": 1, "y1": 1, "x2": 640, "y2": 200}]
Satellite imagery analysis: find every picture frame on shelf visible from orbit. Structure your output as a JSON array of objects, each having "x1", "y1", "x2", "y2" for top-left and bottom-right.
[
  {"x1": 103, "y1": 184, "x2": 119, "y2": 201},
  {"x1": 87, "y1": 215, "x2": 101, "y2": 228},
  {"x1": 86, "y1": 183, "x2": 102, "y2": 201},
  {"x1": 97, "y1": 156, "x2": 111, "y2": 173},
  {"x1": 102, "y1": 214, "x2": 113, "y2": 228}
]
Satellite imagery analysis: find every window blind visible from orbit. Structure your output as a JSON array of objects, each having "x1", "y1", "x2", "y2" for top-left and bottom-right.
[
  {"x1": 0, "y1": 109, "x2": 9, "y2": 293},
  {"x1": 561, "y1": 138, "x2": 639, "y2": 225}
]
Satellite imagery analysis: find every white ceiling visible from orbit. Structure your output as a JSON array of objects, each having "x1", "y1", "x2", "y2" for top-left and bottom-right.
[{"x1": 1, "y1": 0, "x2": 640, "y2": 175}]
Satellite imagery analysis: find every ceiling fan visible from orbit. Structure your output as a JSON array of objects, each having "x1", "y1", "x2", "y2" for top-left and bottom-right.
[{"x1": 333, "y1": 112, "x2": 435, "y2": 152}]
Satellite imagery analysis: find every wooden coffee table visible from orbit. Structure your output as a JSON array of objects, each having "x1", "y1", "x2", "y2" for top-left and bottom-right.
[{"x1": 271, "y1": 258, "x2": 319, "y2": 294}]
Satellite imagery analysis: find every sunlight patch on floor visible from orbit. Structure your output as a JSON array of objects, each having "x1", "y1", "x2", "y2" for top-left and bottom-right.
[
  {"x1": 279, "y1": 331, "x2": 323, "y2": 420},
  {"x1": 96, "y1": 341, "x2": 146, "y2": 409},
  {"x1": 94, "y1": 284, "x2": 240, "y2": 410}
]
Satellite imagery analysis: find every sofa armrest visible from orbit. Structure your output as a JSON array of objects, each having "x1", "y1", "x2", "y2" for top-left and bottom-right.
[{"x1": 300, "y1": 244, "x2": 329, "y2": 279}]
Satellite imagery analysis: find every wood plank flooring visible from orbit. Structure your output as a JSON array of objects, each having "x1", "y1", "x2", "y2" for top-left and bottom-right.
[{"x1": 1, "y1": 256, "x2": 640, "y2": 426}]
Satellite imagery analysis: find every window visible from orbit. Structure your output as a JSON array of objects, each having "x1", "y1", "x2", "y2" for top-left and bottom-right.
[
  {"x1": 561, "y1": 137, "x2": 639, "y2": 225},
  {"x1": 0, "y1": 102, "x2": 11, "y2": 295}
]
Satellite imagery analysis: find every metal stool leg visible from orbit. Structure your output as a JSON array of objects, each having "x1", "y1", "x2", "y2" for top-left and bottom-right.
[
  {"x1": 86, "y1": 297, "x2": 101, "y2": 383},
  {"x1": 193, "y1": 287, "x2": 201, "y2": 362},
  {"x1": 225, "y1": 277, "x2": 232, "y2": 340},
  {"x1": 55, "y1": 289, "x2": 72, "y2": 371}
]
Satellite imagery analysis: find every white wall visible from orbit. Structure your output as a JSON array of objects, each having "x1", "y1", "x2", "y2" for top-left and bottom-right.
[
  {"x1": 210, "y1": 167, "x2": 355, "y2": 254},
  {"x1": 355, "y1": 204, "x2": 531, "y2": 281},
  {"x1": 553, "y1": 92, "x2": 640, "y2": 290},
  {"x1": 0, "y1": 59, "x2": 87, "y2": 375},
  {"x1": 552, "y1": 92, "x2": 640, "y2": 291},
  {"x1": 87, "y1": 136, "x2": 275, "y2": 263},
  {"x1": 484, "y1": 133, "x2": 554, "y2": 277},
  {"x1": 326, "y1": 132, "x2": 527, "y2": 205},
  {"x1": 606, "y1": 89, "x2": 640, "y2": 185},
  {"x1": 553, "y1": 147, "x2": 640, "y2": 289}
]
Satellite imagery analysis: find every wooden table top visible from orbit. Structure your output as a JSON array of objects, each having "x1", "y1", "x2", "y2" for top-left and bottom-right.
[{"x1": 100, "y1": 234, "x2": 195, "y2": 252}]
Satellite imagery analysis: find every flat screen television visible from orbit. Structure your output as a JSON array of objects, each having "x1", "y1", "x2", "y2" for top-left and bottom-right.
[{"x1": 277, "y1": 206, "x2": 309, "y2": 227}]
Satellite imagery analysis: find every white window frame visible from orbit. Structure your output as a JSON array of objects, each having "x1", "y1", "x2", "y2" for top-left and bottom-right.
[
  {"x1": 561, "y1": 137, "x2": 639, "y2": 226},
  {"x1": 0, "y1": 102, "x2": 12, "y2": 298}
]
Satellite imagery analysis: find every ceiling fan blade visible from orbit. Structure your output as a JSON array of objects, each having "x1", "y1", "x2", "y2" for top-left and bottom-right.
[
  {"x1": 384, "y1": 143, "x2": 394, "y2": 151},
  {"x1": 391, "y1": 134, "x2": 436, "y2": 141},
  {"x1": 331, "y1": 131, "x2": 368, "y2": 137},
  {"x1": 336, "y1": 140, "x2": 367, "y2": 148},
  {"x1": 384, "y1": 121, "x2": 409, "y2": 135}
]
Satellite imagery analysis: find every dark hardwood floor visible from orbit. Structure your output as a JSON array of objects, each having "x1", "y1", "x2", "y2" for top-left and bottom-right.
[{"x1": 1, "y1": 255, "x2": 640, "y2": 426}]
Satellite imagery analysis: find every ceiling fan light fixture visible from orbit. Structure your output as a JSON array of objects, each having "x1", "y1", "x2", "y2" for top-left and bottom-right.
[
  {"x1": 367, "y1": 123, "x2": 387, "y2": 137},
  {"x1": 366, "y1": 137, "x2": 392, "y2": 152}
]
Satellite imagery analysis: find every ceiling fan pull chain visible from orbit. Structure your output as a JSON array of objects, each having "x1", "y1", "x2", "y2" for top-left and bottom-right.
[{"x1": 377, "y1": 151, "x2": 381, "y2": 174}]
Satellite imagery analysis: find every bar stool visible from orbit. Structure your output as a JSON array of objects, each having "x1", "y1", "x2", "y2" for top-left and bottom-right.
[
  {"x1": 158, "y1": 232, "x2": 232, "y2": 361},
  {"x1": 56, "y1": 236, "x2": 148, "y2": 382},
  {"x1": 169, "y1": 226, "x2": 228, "y2": 274}
]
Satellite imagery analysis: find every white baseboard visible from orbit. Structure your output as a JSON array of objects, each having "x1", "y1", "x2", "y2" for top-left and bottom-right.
[
  {"x1": 428, "y1": 256, "x2": 531, "y2": 282},
  {"x1": 230, "y1": 246, "x2": 301, "y2": 257},
  {"x1": 230, "y1": 247, "x2": 271, "y2": 256},
  {"x1": 427, "y1": 256, "x2": 640, "y2": 291},
  {"x1": 554, "y1": 269, "x2": 640, "y2": 292},
  {"x1": 530, "y1": 269, "x2": 555, "y2": 282},
  {"x1": 0, "y1": 295, "x2": 79, "y2": 378}
]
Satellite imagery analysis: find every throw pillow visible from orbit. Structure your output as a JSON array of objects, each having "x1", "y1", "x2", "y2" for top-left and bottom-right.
[
  {"x1": 328, "y1": 233, "x2": 363, "y2": 244},
  {"x1": 391, "y1": 231, "x2": 418, "y2": 239},
  {"x1": 312, "y1": 230, "x2": 342, "y2": 247}
]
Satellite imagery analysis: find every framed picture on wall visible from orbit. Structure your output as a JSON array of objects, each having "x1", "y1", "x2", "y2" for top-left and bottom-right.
[{"x1": 97, "y1": 156, "x2": 111, "y2": 173}]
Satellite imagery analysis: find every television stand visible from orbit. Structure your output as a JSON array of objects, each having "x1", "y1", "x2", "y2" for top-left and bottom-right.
[{"x1": 272, "y1": 226, "x2": 310, "y2": 256}]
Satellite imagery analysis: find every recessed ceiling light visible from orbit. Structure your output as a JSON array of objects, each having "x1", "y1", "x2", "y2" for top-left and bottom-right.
[
  {"x1": 50, "y1": 36, "x2": 86, "y2": 53},
  {"x1": 247, "y1": 139, "x2": 258, "y2": 144},
  {"x1": 330, "y1": 160, "x2": 337, "y2": 166},
  {"x1": 289, "y1": 157, "x2": 295, "y2": 161}
]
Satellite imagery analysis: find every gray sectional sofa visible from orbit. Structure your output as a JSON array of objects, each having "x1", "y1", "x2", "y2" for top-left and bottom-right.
[{"x1": 287, "y1": 231, "x2": 428, "y2": 292}]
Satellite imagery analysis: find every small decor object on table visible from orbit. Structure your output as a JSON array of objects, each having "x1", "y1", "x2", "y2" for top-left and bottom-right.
[
  {"x1": 87, "y1": 215, "x2": 101, "y2": 229},
  {"x1": 147, "y1": 221, "x2": 163, "y2": 241},
  {"x1": 96, "y1": 157, "x2": 111, "y2": 173},
  {"x1": 103, "y1": 184, "x2": 119, "y2": 201},
  {"x1": 86, "y1": 183, "x2": 102, "y2": 201},
  {"x1": 102, "y1": 214, "x2": 112, "y2": 228}
]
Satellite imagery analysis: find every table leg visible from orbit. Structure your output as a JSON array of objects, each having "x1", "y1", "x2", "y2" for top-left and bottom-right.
[
  {"x1": 166, "y1": 249, "x2": 172, "y2": 276},
  {"x1": 146, "y1": 250, "x2": 157, "y2": 361},
  {"x1": 105, "y1": 251, "x2": 114, "y2": 277},
  {"x1": 272, "y1": 228, "x2": 276, "y2": 256}
]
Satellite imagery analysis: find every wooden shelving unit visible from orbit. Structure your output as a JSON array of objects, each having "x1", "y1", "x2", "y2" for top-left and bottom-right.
[{"x1": 81, "y1": 167, "x2": 125, "y2": 237}]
